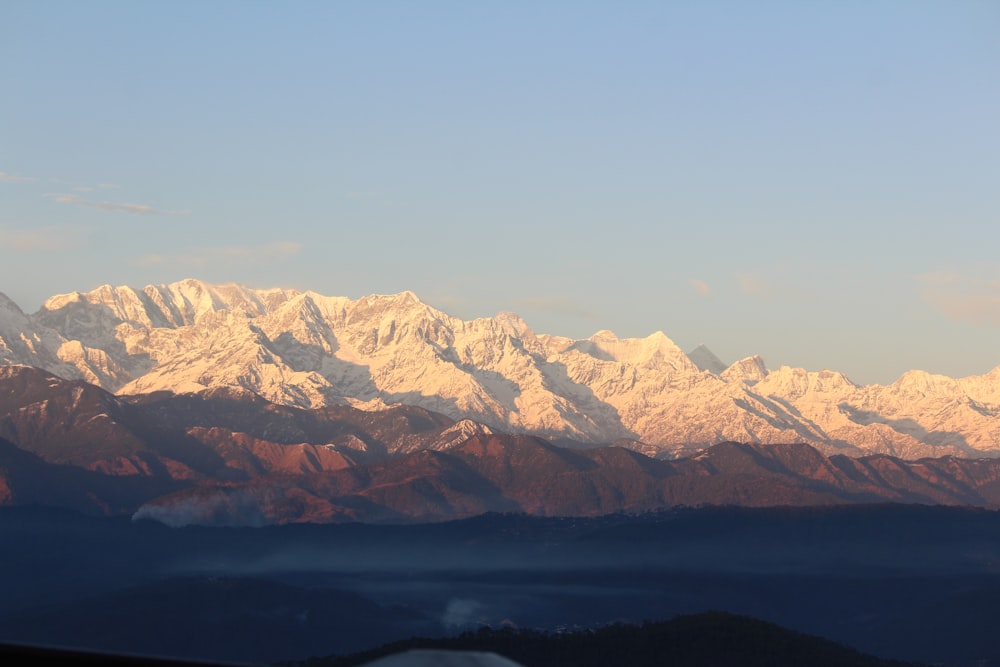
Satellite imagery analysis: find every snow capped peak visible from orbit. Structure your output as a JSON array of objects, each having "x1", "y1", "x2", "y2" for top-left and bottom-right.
[
  {"x1": 570, "y1": 329, "x2": 691, "y2": 371},
  {"x1": 757, "y1": 365, "x2": 856, "y2": 397},
  {"x1": 372, "y1": 290, "x2": 424, "y2": 309},
  {"x1": 687, "y1": 344, "x2": 727, "y2": 374},
  {"x1": 366, "y1": 290, "x2": 423, "y2": 306},
  {"x1": 4, "y1": 280, "x2": 1000, "y2": 458},
  {"x1": 157, "y1": 280, "x2": 259, "y2": 321},
  {"x1": 895, "y1": 368, "x2": 935, "y2": 383},
  {"x1": 432, "y1": 419, "x2": 496, "y2": 450},
  {"x1": 960, "y1": 365, "x2": 1000, "y2": 405},
  {"x1": 892, "y1": 368, "x2": 960, "y2": 396},
  {"x1": 493, "y1": 311, "x2": 534, "y2": 338},
  {"x1": 721, "y1": 355, "x2": 768, "y2": 383},
  {"x1": 40, "y1": 289, "x2": 85, "y2": 312},
  {"x1": 346, "y1": 291, "x2": 444, "y2": 328},
  {"x1": 590, "y1": 329, "x2": 619, "y2": 341},
  {"x1": 397, "y1": 289, "x2": 420, "y2": 302},
  {"x1": 535, "y1": 333, "x2": 575, "y2": 356},
  {"x1": 176, "y1": 277, "x2": 211, "y2": 289},
  {"x1": 640, "y1": 331, "x2": 686, "y2": 358}
]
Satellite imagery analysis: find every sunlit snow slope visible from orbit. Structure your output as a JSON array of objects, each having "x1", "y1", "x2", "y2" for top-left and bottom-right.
[{"x1": 2, "y1": 279, "x2": 998, "y2": 459}]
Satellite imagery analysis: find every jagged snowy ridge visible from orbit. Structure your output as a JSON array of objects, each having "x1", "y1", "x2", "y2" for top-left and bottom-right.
[{"x1": 1, "y1": 278, "x2": 999, "y2": 459}]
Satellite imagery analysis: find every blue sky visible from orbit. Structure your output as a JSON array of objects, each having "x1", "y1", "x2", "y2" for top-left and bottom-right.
[{"x1": 2, "y1": 1, "x2": 998, "y2": 385}]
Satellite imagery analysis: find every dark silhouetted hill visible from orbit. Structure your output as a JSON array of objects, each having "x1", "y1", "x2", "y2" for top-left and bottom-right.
[{"x1": 291, "y1": 612, "x2": 919, "y2": 667}]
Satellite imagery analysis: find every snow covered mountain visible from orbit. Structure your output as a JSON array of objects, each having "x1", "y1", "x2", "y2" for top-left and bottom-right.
[{"x1": 2, "y1": 279, "x2": 998, "y2": 459}]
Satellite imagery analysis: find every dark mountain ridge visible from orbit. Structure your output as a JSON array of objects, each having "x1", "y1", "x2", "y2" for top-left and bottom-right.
[
  {"x1": 4, "y1": 364, "x2": 1000, "y2": 524},
  {"x1": 299, "y1": 612, "x2": 917, "y2": 667}
]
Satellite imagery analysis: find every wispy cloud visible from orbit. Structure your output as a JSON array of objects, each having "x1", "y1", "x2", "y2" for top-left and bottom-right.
[
  {"x1": 737, "y1": 272, "x2": 768, "y2": 297},
  {"x1": 132, "y1": 241, "x2": 303, "y2": 268},
  {"x1": 0, "y1": 225, "x2": 86, "y2": 252},
  {"x1": 430, "y1": 294, "x2": 465, "y2": 310},
  {"x1": 689, "y1": 278, "x2": 711, "y2": 297},
  {"x1": 0, "y1": 171, "x2": 33, "y2": 183},
  {"x1": 919, "y1": 270, "x2": 1000, "y2": 326},
  {"x1": 48, "y1": 178, "x2": 120, "y2": 190},
  {"x1": 503, "y1": 296, "x2": 596, "y2": 320},
  {"x1": 51, "y1": 193, "x2": 191, "y2": 216}
]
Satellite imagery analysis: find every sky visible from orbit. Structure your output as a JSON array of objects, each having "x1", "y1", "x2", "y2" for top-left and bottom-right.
[{"x1": 1, "y1": 1, "x2": 998, "y2": 386}]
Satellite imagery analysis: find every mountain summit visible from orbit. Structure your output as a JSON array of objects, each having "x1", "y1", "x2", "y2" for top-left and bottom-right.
[{"x1": 1, "y1": 279, "x2": 998, "y2": 459}]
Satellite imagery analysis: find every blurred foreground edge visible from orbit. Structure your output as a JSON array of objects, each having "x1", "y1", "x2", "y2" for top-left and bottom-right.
[
  {"x1": 0, "y1": 644, "x2": 524, "y2": 667},
  {"x1": 359, "y1": 650, "x2": 525, "y2": 666},
  {"x1": 0, "y1": 642, "x2": 245, "y2": 666}
]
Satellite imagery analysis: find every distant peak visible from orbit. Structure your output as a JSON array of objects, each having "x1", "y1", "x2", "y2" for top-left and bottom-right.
[
  {"x1": 721, "y1": 355, "x2": 768, "y2": 383},
  {"x1": 44, "y1": 282, "x2": 146, "y2": 307},
  {"x1": 0, "y1": 292, "x2": 24, "y2": 313},
  {"x1": 167, "y1": 277, "x2": 214, "y2": 293},
  {"x1": 642, "y1": 330, "x2": 684, "y2": 354},
  {"x1": 367, "y1": 290, "x2": 423, "y2": 305},
  {"x1": 494, "y1": 311, "x2": 533, "y2": 335},
  {"x1": 897, "y1": 368, "x2": 932, "y2": 381},
  {"x1": 687, "y1": 344, "x2": 727, "y2": 374},
  {"x1": 396, "y1": 289, "x2": 419, "y2": 301},
  {"x1": 738, "y1": 354, "x2": 766, "y2": 367},
  {"x1": 892, "y1": 368, "x2": 955, "y2": 392}
]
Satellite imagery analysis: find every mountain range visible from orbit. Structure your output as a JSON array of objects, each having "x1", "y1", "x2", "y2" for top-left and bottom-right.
[
  {"x1": 2, "y1": 279, "x2": 998, "y2": 460},
  {"x1": 3, "y1": 364, "x2": 1000, "y2": 525}
]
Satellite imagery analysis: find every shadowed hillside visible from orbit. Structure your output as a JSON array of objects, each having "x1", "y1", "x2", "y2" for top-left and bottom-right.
[{"x1": 289, "y1": 612, "x2": 918, "y2": 667}]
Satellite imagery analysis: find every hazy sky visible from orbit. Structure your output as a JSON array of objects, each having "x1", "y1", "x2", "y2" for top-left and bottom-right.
[{"x1": 2, "y1": 1, "x2": 998, "y2": 385}]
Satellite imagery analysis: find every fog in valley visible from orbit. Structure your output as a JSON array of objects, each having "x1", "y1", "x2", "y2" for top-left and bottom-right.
[{"x1": 3, "y1": 505, "x2": 1000, "y2": 665}]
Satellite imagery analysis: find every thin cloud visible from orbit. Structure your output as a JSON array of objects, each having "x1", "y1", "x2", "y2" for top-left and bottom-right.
[
  {"x1": 0, "y1": 225, "x2": 85, "y2": 252},
  {"x1": 430, "y1": 295, "x2": 465, "y2": 310},
  {"x1": 47, "y1": 178, "x2": 120, "y2": 190},
  {"x1": 737, "y1": 272, "x2": 768, "y2": 297},
  {"x1": 690, "y1": 278, "x2": 712, "y2": 297},
  {"x1": 132, "y1": 241, "x2": 303, "y2": 268},
  {"x1": 919, "y1": 271, "x2": 1000, "y2": 327},
  {"x1": 0, "y1": 171, "x2": 33, "y2": 183},
  {"x1": 51, "y1": 193, "x2": 191, "y2": 216},
  {"x1": 920, "y1": 271, "x2": 962, "y2": 287},
  {"x1": 504, "y1": 296, "x2": 596, "y2": 320}
]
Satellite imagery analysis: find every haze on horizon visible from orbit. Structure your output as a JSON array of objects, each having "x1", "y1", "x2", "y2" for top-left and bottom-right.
[{"x1": 2, "y1": 1, "x2": 998, "y2": 386}]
